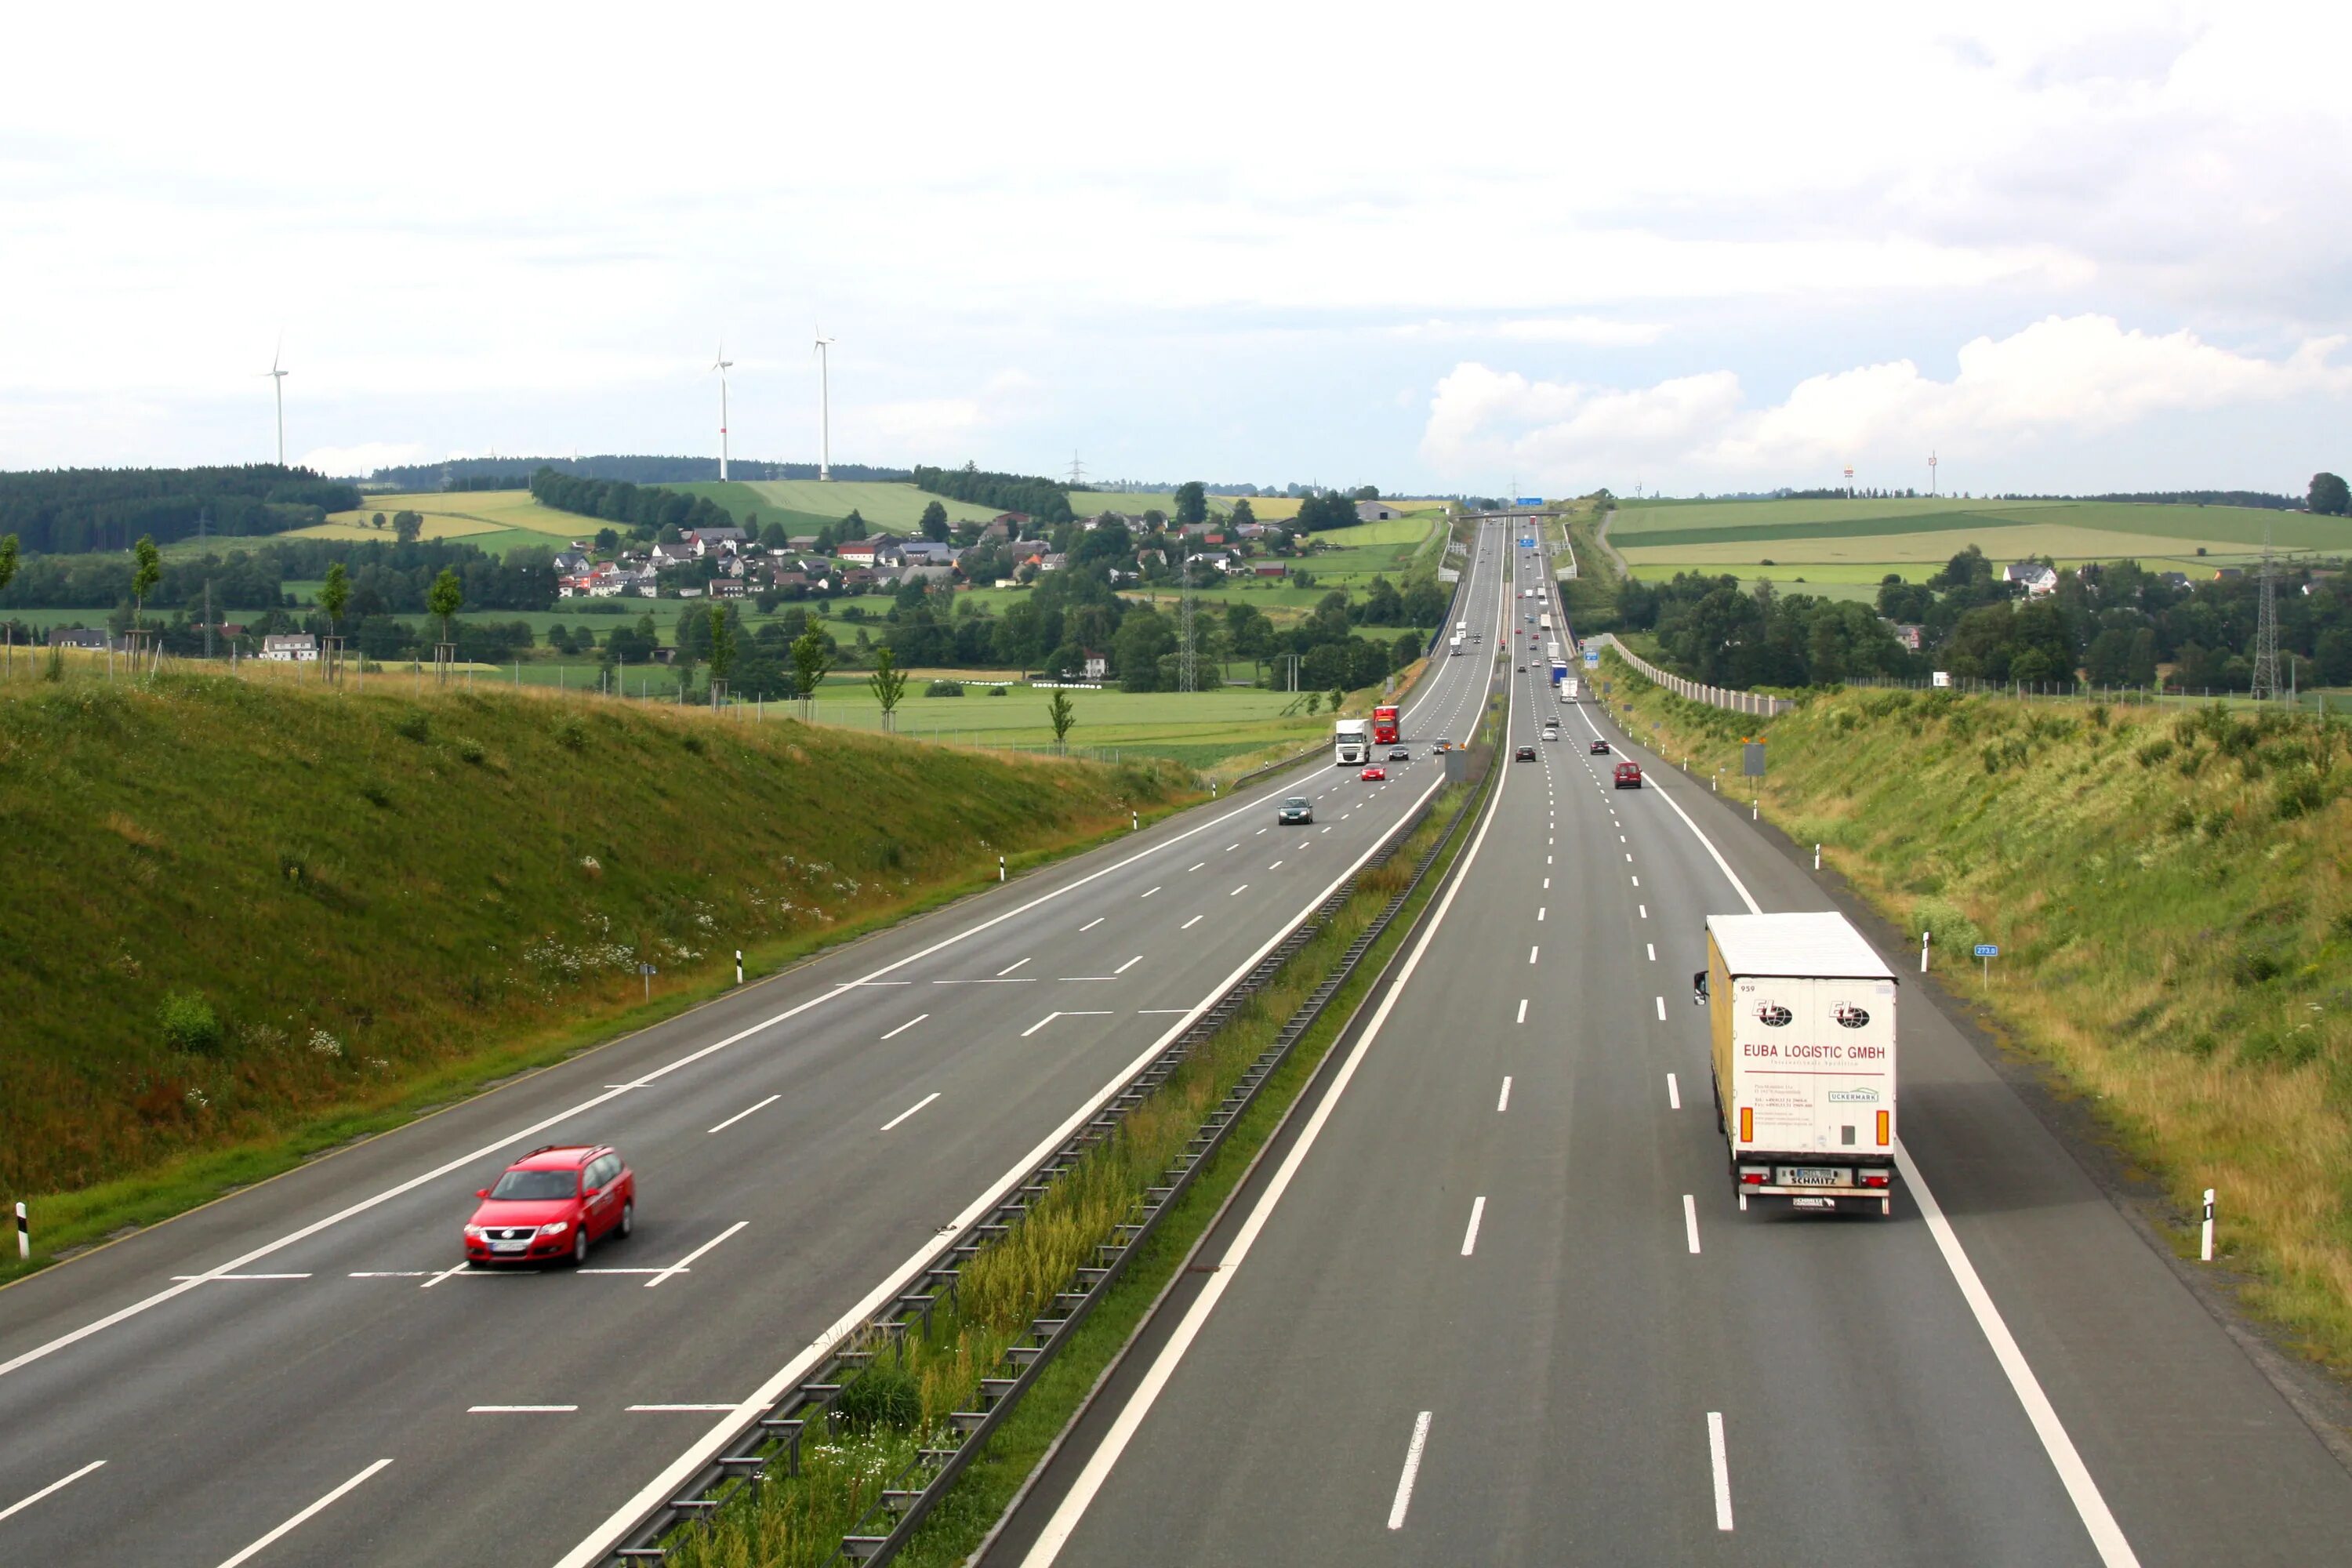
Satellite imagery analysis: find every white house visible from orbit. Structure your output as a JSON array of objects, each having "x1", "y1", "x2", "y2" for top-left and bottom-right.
[
  {"x1": 684, "y1": 527, "x2": 746, "y2": 558},
  {"x1": 2005, "y1": 562, "x2": 2058, "y2": 597},
  {"x1": 260, "y1": 633, "x2": 319, "y2": 662}
]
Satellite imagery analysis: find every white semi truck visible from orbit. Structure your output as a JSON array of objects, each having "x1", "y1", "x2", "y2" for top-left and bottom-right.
[
  {"x1": 1699, "y1": 912, "x2": 1898, "y2": 1215},
  {"x1": 1333, "y1": 718, "x2": 1370, "y2": 765}
]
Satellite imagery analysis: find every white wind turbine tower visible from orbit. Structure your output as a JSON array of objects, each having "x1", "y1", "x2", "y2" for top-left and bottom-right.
[
  {"x1": 712, "y1": 343, "x2": 735, "y2": 481},
  {"x1": 263, "y1": 339, "x2": 289, "y2": 466},
  {"x1": 812, "y1": 329, "x2": 836, "y2": 481}
]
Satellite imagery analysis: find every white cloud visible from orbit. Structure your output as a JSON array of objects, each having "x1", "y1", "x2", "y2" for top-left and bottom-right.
[{"x1": 1422, "y1": 315, "x2": 2352, "y2": 488}]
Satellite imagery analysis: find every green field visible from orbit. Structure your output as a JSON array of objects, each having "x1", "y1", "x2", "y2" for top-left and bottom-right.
[
  {"x1": 1610, "y1": 496, "x2": 2352, "y2": 581},
  {"x1": 728, "y1": 479, "x2": 999, "y2": 529}
]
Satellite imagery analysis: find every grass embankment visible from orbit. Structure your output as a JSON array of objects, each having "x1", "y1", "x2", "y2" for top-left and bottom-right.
[
  {"x1": 0, "y1": 673, "x2": 1190, "y2": 1274},
  {"x1": 1598, "y1": 652, "x2": 2352, "y2": 1368},
  {"x1": 661, "y1": 763, "x2": 1490, "y2": 1568}
]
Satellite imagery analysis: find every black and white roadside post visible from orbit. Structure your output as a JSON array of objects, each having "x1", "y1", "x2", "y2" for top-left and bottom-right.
[
  {"x1": 2201, "y1": 1189, "x2": 2216, "y2": 1261},
  {"x1": 735, "y1": 949, "x2": 743, "y2": 986},
  {"x1": 15, "y1": 1200, "x2": 26, "y2": 1261},
  {"x1": 998, "y1": 855, "x2": 1005, "y2": 883},
  {"x1": 1921, "y1": 928, "x2": 1932, "y2": 974},
  {"x1": 639, "y1": 961, "x2": 656, "y2": 1003},
  {"x1": 1814, "y1": 842, "x2": 1822, "y2": 871}
]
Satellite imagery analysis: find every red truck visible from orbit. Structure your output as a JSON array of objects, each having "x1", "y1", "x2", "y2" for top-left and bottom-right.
[{"x1": 1371, "y1": 705, "x2": 1399, "y2": 746}]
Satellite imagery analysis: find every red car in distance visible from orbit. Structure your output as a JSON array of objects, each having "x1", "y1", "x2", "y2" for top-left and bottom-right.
[
  {"x1": 1360, "y1": 764, "x2": 1388, "y2": 782},
  {"x1": 463, "y1": 1144, "x2": 634, "y2": 1266}
]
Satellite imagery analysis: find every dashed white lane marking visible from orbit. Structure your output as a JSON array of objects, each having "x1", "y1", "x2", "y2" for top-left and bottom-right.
[
  {"x1": 1080, "y1": 917, "x2": 1105, "y2": 933},
  {"x1": 419, "y1": 1261, "x2": 470, "y2": 1290},
  {"x1": 0, "y1": 1461, "x2": 106, "y2": 1527},
  {"x1": 1461, "y1": 1196, "x2": 1487, "y2": 1256},
  {"x1": 1388, "y1": 1411, "x2": 1434, "y2": 1531},
  {"x1": 215, "y1": 1457, "x2": 393, "y2": 1568},
  {"x1": 1684, "y1": 1195, "x2": 1703, "y2": 1254},
  {"x1": 1188, "y1": 861, "x2": 1206, "y2": 872},
  {"x1": 470, "y1": 1405, "x2": 578, "y2": 1414},
  {"x1": 1668, "y1": 1073, "x2": 1682, "y2": 1110},
  {"x1": 1625, "y1": 852, "x2": 1634, "y2": 862},
  {"x1": 1708, "y1": 1413, "x2": 1734, "y2": 1530},
  {"x1": 709, "y1": 1093, "x2": 784, "y2": 1132},
  {"x1": 1231, "y1": 884, "x2": 1249, "y2": 896},
  {"x1": 1515, "y1": 997, "x2": 1528, "y2": 1024},
  {"x1": 1657, "y1": 996, "x2": 1666, "y2": 1022},
  {"x1": 1646, "y1": 943, "x2": 1656, "y2": 961},
  {"x1": 1639, "y1": 904, "x2": 1647, "y2": 918},
  {"x1": 1181, "y1": 915, "x2": 1204, "y2": 930},
  {"x1": 1497, "y1": 1077, "x2": 1512, "y2": 1112},
  {"x1": 1631, "y1": 875, "x2": 1639, "y2": 887},
  {"x1": 1140, "y1": 886, "x2": 1160, "y2": 898},
  {"x1": 997, "y1": 956, "x2": 1033, "y2": 976},
  {"x1": 1269, "y1": 860, "x2": 1284, "y2": 870},
  {"x1": 644, "y1": 1221, "x2": 750, "y2": 1289},
  {"x1": 1536, "y1": 907, "x2": 1545, "y2": 922},
  {"x1": 1542, "y1": 877, "x2": 1550, "y2": 889},
  {"x1": 1115, "y1": 955, "x2": 1143, "y2": 975},
  {"x1": 880, "y1": 1092, "x2": 941, "y2": 1131},
  {"x1": 1528, "y1": 946, "x2": 1540, "y2": 964},
  {"x1": 880, "y1": 1011, "x2": 935, "y2": 1042},
  {"x1": 169, "y1": 1272, "x2": 310, "y2": 1282}
]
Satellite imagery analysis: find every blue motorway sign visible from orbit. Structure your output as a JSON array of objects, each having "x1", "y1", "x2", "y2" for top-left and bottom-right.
[
  {"x1": 1973, "y1": 943, "x2": 1998, "y2": 959},
  {"x1": 1515, "y1": 496, "x2": 1544, "y2": 506},
  {"x1": 1584, "y1": 649, "x2": 1600, "y2": 668}
]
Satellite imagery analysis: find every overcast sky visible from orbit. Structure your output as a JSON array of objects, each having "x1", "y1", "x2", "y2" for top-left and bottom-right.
[{"x1": 3, "y1": 1, "x2": 2346, "y2": 498}]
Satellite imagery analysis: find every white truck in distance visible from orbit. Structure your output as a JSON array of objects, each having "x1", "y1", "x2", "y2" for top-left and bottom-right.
[
  {"x1": 1333, "y1": 718, "x2": 1370, "y2": 766},
  {"x1": 1700, "y1": 912, "x2": 1898, "y2": 1216}
]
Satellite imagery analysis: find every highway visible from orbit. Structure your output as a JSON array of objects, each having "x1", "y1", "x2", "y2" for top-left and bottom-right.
[
  {"x1": 989, "y1": 533, "x2": 2352, "y2": 1566},
  {"x1": 0, "y1": 523, "x2": 1514, "y2": 1567}
]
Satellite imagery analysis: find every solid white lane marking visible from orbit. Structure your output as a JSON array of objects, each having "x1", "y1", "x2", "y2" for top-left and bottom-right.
[
  {"x1": 1647, "y1": 943, "x2": 1656, "y2": 961},
  {"x1": 1708, "y1": 1413, "x2": 1733, "y2": 1530},
  {"x1": 1515, "y1": 998, "x2": 1527, "y2": 1024},
  {"x1": 1668, "y1": 1073, "x2": 1682, "y2": 1110},
  {"x1": 645, "y1": 1221, "x2": 749, "y2": 1289},
  {"x1": 214, "y1": 1458, "x2": 392, "y2": 1568},
  {"x1": 880, "y1": 1092, "x2": 941, "y2": 1131},
  {"x1": 470, "y1": 1404, "x2": 578, "y2": 1413},
  {"x1": 1604, "y1": 684, "x2": 2141, "y2": 1568},
  {"x1": 1388, "y1": 1410, "x2": 1433, "y2": 1530},
  {"x1": 1114, "y1": 955, "x2": 1143, "y2": 975},
  {"x1": 1528, "y1": 946, "x2": 1539, "y2": 964},
  {"x1": 627, "y1": 1403, "x2": 739, "y2": 1413},
  {"x1": 1656, "y1": 996, "x2": 1666, "y2": 1021},
  {"x1": 169, "y1": 1272, "x2": 310, "y2": 1281},
  {"x1": 1181, "y1": 914, "x2": 1203, "y2": 930},
  {"x1": 879, "y1": 1014, "x2": 930, "y2": 1041},
  {"x1": 1136, "y1": 1008, "x2": 1192, "y2": 1014},
  {"x1": 1079, "y1": 917, "x2": 1105, "y2": 932},
  {"x1": 997, "y1": 956, "x2": 1032, "y2": 975},
  {"x1": 1461, "y1": 1196, "x2": 1486, "y2": 1255},
  {"x1": 1011, "y1": 676, "x2": 1516, "y2": 1568},
  {"x1": 1684, "y1": 1195, "x2": 1702, "y2": 1254},
  {"x1": 0, "y1": 1461, "x2": 106, "y2": 1526},
  {"x1": 709, "y1": 1094, "x2": 783, "y2": 1134},
  {"x1": 1139, "y1": 886, "x2": 1160, "y2": 898},
  {"x1": 347, "y1": 1271, "x2": 430, "y2": 1278},
  {"x1": 1022, "y1": 1012, "x2": 1063, "y2": 1037},
  {"x1": 1497, "y1": 1077, "x2": 1512, "y2": 1112}
]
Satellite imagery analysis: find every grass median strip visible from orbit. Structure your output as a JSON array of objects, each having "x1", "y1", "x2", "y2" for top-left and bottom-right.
[{"x1": 655, "y1": 771, "x2": 1487, "y2": 1568}]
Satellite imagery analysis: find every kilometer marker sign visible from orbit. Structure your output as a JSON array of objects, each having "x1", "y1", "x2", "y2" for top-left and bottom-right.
[{"x1": 1974, "y1": 942, "x2": 1998, "y2": 984}]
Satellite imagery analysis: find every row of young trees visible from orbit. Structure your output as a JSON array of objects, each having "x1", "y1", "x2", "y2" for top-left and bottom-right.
[{"x1": 528, "y1": 467, "x2": 739, "y2": 537}]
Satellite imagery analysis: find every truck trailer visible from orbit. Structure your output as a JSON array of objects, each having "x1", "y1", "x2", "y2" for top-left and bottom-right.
[{"x1": 1699, "y1": 912, "x2": 1898, "y2": 1215}]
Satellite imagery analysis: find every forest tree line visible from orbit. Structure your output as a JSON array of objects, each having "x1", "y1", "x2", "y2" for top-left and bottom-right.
[{"x1": 0, "y1": 465, "x2": 361, "y2": 554}]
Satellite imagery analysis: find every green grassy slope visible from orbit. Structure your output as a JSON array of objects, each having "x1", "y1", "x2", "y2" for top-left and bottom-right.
[
  {"x1": 0, "y1": 674, "x2": 1188, "y2": 1209},
  {"x1": 1599, "y1": 657, "x2": 2352, "y2": 1368}
]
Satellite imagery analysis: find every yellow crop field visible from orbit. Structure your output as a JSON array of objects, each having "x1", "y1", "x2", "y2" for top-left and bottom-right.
[{"x1": 307, "y1": 490, "x2": 595, "y2": 545}]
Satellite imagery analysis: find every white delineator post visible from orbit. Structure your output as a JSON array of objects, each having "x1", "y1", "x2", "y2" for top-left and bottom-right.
[
  {"x1": 1814, "y1": 843, "x2": 1821, "y2": 871},
  {"x1": 999, "y1": 855, "x2": 1006, "y2": 883},
  {"x1": 735, "y1": 949, "x2": 743, "y2": 986},
  {"x1": 15, "y1": 1201, "x2": 26, "y2": 1261},
  {"x1": 2201, "y1": 1189, "x2": 2216, "y2": 1261},
  {"x1": 1921, "y1": 931, "x2": 1932, "y2": 974}
]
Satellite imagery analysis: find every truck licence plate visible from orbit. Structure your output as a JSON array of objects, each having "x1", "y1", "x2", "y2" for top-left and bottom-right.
[{"x1": 1778, "y1": 1167, "x2": 1851, "y2": 1187}]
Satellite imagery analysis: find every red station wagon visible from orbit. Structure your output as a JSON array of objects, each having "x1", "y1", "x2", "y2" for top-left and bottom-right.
[{"x1": 464, "y1": 1144, "x2": 635, "y2": 1266}]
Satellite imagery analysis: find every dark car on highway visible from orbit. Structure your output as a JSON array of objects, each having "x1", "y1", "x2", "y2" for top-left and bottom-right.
[
  {"x1": 1515, "y1": 744, "x2": 1537, "y2": 761},
  {"x1": 1614, "y1": 761, "x2": 1643, "y2": 789},
  {"x1": 1589, "y1": 739, "x2": 1610, "y2": 755},
  {"x1": 1388, "y1": 746, "x2": 1411, "y2": 762},
  {"x1": 464, "y1": 1145, "x2": 633, "y2": 1267},
  {"x1": 1278, "y1": 796, "x2": 1313, "y2": 825}
]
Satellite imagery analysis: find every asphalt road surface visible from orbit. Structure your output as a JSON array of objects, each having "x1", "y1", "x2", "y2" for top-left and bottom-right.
[
  {"x1": 989, "y1": 533, "x2": 2352, "y2": 1567},
  {"x1": 0, "y1": 522, "x2": 1515, "y2": 1568}
]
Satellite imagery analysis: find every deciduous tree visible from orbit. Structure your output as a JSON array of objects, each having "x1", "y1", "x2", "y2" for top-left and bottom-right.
[
  {"x1": 426, "y1": 568, "x2": 464, "y2": 650},
  {"x1": 868, "y1": 643, "x2": 908, "y2": 728},
  {"x1": 1047, "y1": 689, "x2": 1077, "y2": 751}
]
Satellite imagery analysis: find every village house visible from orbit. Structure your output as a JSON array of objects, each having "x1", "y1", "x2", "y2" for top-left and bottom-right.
[
  {"x1": 1081, "y1": 651, "x2": 1109, "y2": 681},
  {"x1": 898, "y1": 539, "x2": 956, "y2": 567},
  {"x1": 2004, "y1": 562, "x2": 2058, "y2": 597},
  {"x1": 260, "y1": 633, "x2": 319, "y2": 662},
  {"x1": 684, "y1": 526, "x2": 746, "y2": 558},
  {"x1": 46, "y1": 628, "x2": 114, "y2": 651}
]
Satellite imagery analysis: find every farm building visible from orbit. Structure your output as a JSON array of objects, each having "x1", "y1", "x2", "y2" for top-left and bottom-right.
[{"x1": 1356, "y1": 499, "x2": 1403, "y2": 521}]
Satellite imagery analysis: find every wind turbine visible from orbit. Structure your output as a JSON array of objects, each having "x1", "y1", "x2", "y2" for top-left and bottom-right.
[
  {"x1": 263, "y1": 339, "x2": 289, "y2": 466},
  {"x1": 712, "y1": 343, "x2": 734, "y2": 481},
  {"x1": 812, "y1": 330, "x2": 836, "y2": 481}
]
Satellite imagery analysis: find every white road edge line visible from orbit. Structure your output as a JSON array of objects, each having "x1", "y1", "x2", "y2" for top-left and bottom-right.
[
  {"x1": 1683, "y1": 1194, "x2": 1702, "y2": 1254},
  {"x1": 213, "y1": 1457, "x2": 391, "y2": 1568},
  {"x1": 1461, "y1": 1196, "x2": 1486, "y2": 1256},
  {"x1": 1014, "y1": 674, "x2": 1515, "y2": 1568},
  {"x1": 0, "y1": 1461, "x2": 106, "y2": 1526},
  {"x1": 878, "y1": 1014, "x2": 930, "y2": 1042},
  {"x1": 1605, "y1": 685, "x2": 2140, "y2": 1568},
  {"x1": 1387, "y1": 1410, "x2": 1434, "y2": 1531},
  {"x1": 627, "y1": 1403, "x2": 738, "y2": 1413},
  {"x1": 1708, "y1": 1412, "x2": 1733, "y2": 1531},
  {"x1": 557, "y1": 751, "x2": 1463, "y2": 1568},
  {"x1": 707, "y1": 1094, "x2": 782, "y2": 1134},
  {"x1": 880, "y1": 1092, "x2": 942, "y2": 1132}
]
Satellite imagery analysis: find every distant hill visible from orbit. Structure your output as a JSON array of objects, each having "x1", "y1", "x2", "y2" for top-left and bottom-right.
[
  {"x1": 0, "y1": 465, "x2": 361, "y2": 554},
  {"x1": 365, "y1": 455, "x2": 913, "y2": 489}
]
